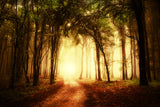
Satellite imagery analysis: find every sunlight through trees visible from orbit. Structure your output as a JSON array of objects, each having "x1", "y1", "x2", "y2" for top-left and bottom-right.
[{"x1": 0, "y1": 0, "x2": 159, "y2": 89}]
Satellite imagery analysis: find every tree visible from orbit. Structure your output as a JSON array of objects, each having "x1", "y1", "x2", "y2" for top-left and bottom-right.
[{"x1": 131, "y1": 0, "x2": 148, "y2": 85}]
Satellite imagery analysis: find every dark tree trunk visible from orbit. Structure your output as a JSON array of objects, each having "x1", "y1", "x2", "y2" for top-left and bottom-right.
[
  {"x1": 95, "y1": 59, "x2": 97, "y2": 80},
  {"x1": 50, "y1": 26, "x2": 59, "y2": 84},
  {"x1": 33, "y1": 17, "x2": 39, "y2": 86},
  {"x1": 50, "y1": 35, "x2": 54, "y2": 84},
  {"x1": 25, "y1": 14, "x2": 30, "y2": 84},
  {"x1": 24, "y1": 1, "x2": 31, "y2": 84},
  {"x1": 130, "y1": 37, "x2": 133, "y2": 80},
  {"x1": 53, "y1": 31, "x2": 60, "y2": 81},
  {"x1": 50, "y1": 27, "x2": 55, "y2": 84},
  {"x1": 132, "y1": 0, "x2": 148, "y2": 85},
  {"x1": 151, "y1": 37, "x2": 156, "y2": 80},
  {"x1": 33, "y1": 6, "x2": 39, "y2": 86},
  {"x1": 101, "y1": 49, "x2": 110, "y2": 82},
  {"x1": 10, "y1": 0, "x2": 18, "y2": 88},
  {"x1": 145, "y1": 36, "x2": 151, "y2": 81},
  {"x1": 95, "y1": 31, "x2": 110, "y2": 82},
  {"x1": 96, "y1": 43, "x2": 101, "y2": 81},
  {"x1": 85, "y1": 25, "x2": 110, "y2": 82}
]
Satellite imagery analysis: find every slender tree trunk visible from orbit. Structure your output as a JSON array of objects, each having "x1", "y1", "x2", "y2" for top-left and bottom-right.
[
  {"x1": 96, "y1": 43, "x2": 101, "y2": 81},
  {"x1": 145, "y1": 36, "x2": 151, "y2": 81},
  {"x1": 101, "y1": 49, "x2": 110, "y2": 82},
  {"x1": 38, "y1": 17, "x2": 45, "y2": 77},
  {"x1": 33, "y1": 6, "x2": 39, "y2": 86},
  {"x1": 95, "y1": 59, "x2": 97, "y2": 80},
  {"x1": 130, "y1": 37, "x2": 133, "y2": 80},
  {"x1": 24, "y1": 1, "x2": 30, "y2": 84},
  {"x1": 50, "y1": 26, "x2": 59, "y2": 84},
  {"x1": 50, "y1": 27, "x2": 55, "y2": 84},
  {"x1": 10, "y1": 0, "x2": 18, "y2": 88},
  {"x1": 151, "y1": 37, "x2": 156, "y2": 80},
  {"x1": 53, "y1": 32, "x2": 60, "y2": 80},
  {"x1": 120, "y1": 26, "x2": 127, "y2": 80},
  {"x1": 93, "y1": 29, "x2": 110, "y2": 82},
  {"x1": 53, "y1": 52, "x2": 57, "y2": 81},
  {"x1": 79, "y1": 40, "x2": 84, "y2": 79},
  {"x1": 25, "y1": 14, "x2": 30, "y2": 84}
]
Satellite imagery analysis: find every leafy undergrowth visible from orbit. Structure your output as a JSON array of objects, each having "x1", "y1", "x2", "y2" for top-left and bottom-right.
[
  {"x1": 79, "y1": 80, "x2": 160, "y2": 107},
  {"x1": 0, "y1": 79, "x2": 64, "y2": 107}
]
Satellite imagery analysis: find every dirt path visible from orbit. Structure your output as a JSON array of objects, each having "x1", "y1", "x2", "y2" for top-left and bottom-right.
[{"x1": 36, "y1": 80, "x2": 86, "y2": 107}]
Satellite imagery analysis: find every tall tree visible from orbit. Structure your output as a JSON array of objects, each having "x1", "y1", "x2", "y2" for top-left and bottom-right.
[
  {"x1": 33, "y1": 1, "x2": 40, "y2": 86},
  {"x1": 10, "y1": 0, "x2": 19, "y2": 88},
  {"x1": 131, "y1": 0, "x2": 148, "y2": 85}
]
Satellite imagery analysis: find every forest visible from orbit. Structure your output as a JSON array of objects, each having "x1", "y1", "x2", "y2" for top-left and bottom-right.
[{"x1": 0, "y1": 0, "x2": 160, "y2": 106}]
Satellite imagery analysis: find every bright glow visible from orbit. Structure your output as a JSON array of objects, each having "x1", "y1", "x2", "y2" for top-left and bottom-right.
[
  {"x1": 67, "y1": 23, "x2": 71, "y2": 27},
  {"x1": 62, "y1": 63, "x2": 76, "y2": 79},
  {"x1": 39, "y1": 29, "x2": 137, "y2": 82},
  {"x1": 58, "y1": 37, "x2": 78, "y2": 84},
  {"x1": 113, "y1": 32, "x2": 121, "y2": 78},
  {"x1": 87, "y1": 11, "x2": 90, "y2": 14},
  {"x1": 114, "y1": 31, "x2": 118, "y2": 35}
]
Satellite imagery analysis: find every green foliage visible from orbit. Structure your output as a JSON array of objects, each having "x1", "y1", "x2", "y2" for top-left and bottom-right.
[{"x1": 113, "y1": 12, "x2": 130, "y2": 27}]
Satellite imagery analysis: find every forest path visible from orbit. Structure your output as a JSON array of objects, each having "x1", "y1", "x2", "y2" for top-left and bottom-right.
[{"x1": 36, "y1": 80, "x2": 86, "y2": 107}]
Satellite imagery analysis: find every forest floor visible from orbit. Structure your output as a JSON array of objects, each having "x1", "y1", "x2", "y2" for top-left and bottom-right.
[
  {"x1": 80, "y1": 79, "x2": 160, "y2": 107},
  {"x1": 0, "y1": 79, "x2": 160, "y2": 107}
]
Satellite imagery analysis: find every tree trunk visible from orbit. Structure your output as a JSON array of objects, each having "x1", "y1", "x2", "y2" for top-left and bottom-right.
[
  {"x1": 33, "y1": 15, "x2": 39, "y2": 86},
  {"x1": 120, "y1": 26, "x2": 127, "y2": 80},
  {"x1": 24, "y1": 13, "x2": 30, "y2": 84},
  {"x1": 151, "y1": 37, "x2": 156, "y2": 80},
  {"x1": 93, "y1": 28, "x2": 110, "y2": 82},
  {"x1": 130, "y1": 37, "x2": 133, "y2": 80},
  {"x1": 96, "y1": 43, "x2": 101, "y2": 81},
  {"x1": 79, "y1": 38, "x2": 84, "y2": 79},
  {"x1": 132, "y1": 0, "x2": 148, "y2": 85},
  {"x1": 133, "y1": 35, "x2": 137, "y2": 78},
  {"x1": 50, "y1": 26, "x2": 59, "y2": 84},
  {"x1": 85, "y1": 38, "x2": 88, "y2": 78},
  {"x1": 53, "y1": 32, "x2": 60, "y2": 81},
  {"x1": 145, "y1": 36, "x2": 151, "y2": 81},
  {"x1": 10, "y1": 0, "x2": 18, "y2": 88},
  {"x1": 50, "y1": 27, "x2": 55, "y2": 84},
  {"x1": 102, "y1": 50, "x2": 110, "y2": 82},
  {"x1": 95, "y1": 59, "x2": 97, "y2": 80},
  {"x1": 33, "y1": 5, "x2": 40, "y2": 86}
]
